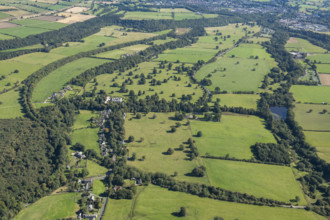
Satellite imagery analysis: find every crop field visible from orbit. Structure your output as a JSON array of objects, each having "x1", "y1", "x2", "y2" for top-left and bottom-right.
[
  {"x1": 203, "y1": 159, "x2": 307, "y2": 204},
  {"x1": 294, "y1": 104, "x2": 330, "y2": 131},
  {"x1": 305, "y1": 131, "x2": 330, "y2": 163},
  {"x1": 125, "y1": 112, "x2": 209, "y2": 185},
  {"x1": 85, "y1": 61, "x2": 203, "y2": 102},
  {"x1": 32, "y1": 57, "x2": 109, "y2": 102},
  {"x1": 190, "y1": 114, "x2": 276, "y2": 159},
  {"x1": 290, "y1": 85, "x2": 330, "y2": 103},
  {"x1": 2, "y1": 8, "x2": 31, "y2": 16},
  {"x1": 0, "y1": 26, "x2": 50, "y2": 38},
  {"x1": 285, "y1": 37, "x2": 326, "y2": 53},
  {"x1": 94, "y1": 44, "x2": 150, "y2": 59},
  {"x1": 93, "y1": 179, "x2": 107, "y2": 196},
  {"x1": 73, "y1": 110, "x2": 98, "y2": 129},
  {"x1": 105, "y1": 185, "x2": 323, "y2": 220},
  {"x1": 10, "y1": 18, "x2": 67, "y2": 30},
  {"x1": 72, "y1": 128, "x2": 100, "y2": 155},
  {"x1": 57, "y1": 13, "x2": 95, "y2": 24},
  {"x1": 211, "y1": 93, "x2": 259, "y2": 109},
  {"x1": 0, "y1": 89, "x2": 23, "y2": 119},
  {"x1": 15, "y1": 192, "x2": 79, "y2": 220},
  {"x1": 86, "y1": 160, "x2": 108, "y2": 177},
  {"x1": 319, "y1": 74, "x2": 330, "y2": 86}
]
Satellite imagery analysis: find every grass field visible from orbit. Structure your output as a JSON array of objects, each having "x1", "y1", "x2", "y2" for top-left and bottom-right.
[
  {"x1": 15, "y1": 192, "x2": 79, "y2": 220},
  {"x1": 0, "y1": 89, "x2": 23, "y2": 119},
  {"x1": 1, "y1": 43, "x2": 44, "y2": 52},
  {"x1": 125, "y1": 113, "x2": 209, "y2": 185},
  {"x1": 155, "y1": 47, "x2": 217, "y2": 63},
  {"x1": 0, "y1": 26, "x2": 50, "y2": 38},
  {"x1": 72, "y1": 128, "x2": 100, "y2": 155},
  {"x1": 86, "y1": 160, "x2": 108, "y2": 177},
  {"x1": 203, "y1": 159, "x2": 307, "y2": 204},
  {"x1": 316, "y1": 64, "x2": 330, "y2": 73},
  {"x1": 0, "y1": 12, "x2": 11, "y2": 19},
  {"x1": 307, "y1": 54, "x2": 330, "y2": 64},
  {"x1": 10, "y1": 18, "x2": 67, "y2": 30},
  {"x1": 85, "y1": 61, "x2": 203, "y2": 102},
  {"x1": 0, "y1": 33, "x2": 14, "y2": 40},
  {"x1": 92, "y1": 179, "x2": 107, "y2": 196},
  {"x1": 294, "y1": 104, "x2": 330, "y2": 131},
  {"x1": 94, "y1": 44, "x2": 150, "y2": 59},
  {"x1": 105, "y1": 185, "x2": 323, "y2": 220},
  {"x1": 290, "y1": 85, "x2": 330, "y2": 104},
  {"x1": 73, "y1": 110, "x2": 98, "y2": 129},
  {"x1": 123, "y1": 11, "x2": 172, "y2": 20},
  {"x1": 285, "y1": 37, "x2": 327, "y2": 53},
  {"x1": 32, "y1": 57, "x2": 109, "y2": 102},
  {"x1": 305, "y1": 131, "x2": 330, "y2": 163},
  {"x1": 211, "y1": 93, "x2": 259, "y2": 109},
  {"x1": 190, "y1": 114, "x2": 276, "y2": 159}
]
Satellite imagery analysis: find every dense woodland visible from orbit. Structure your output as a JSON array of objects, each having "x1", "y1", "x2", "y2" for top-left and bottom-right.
[{"x1": 0, "y1": 1, "x2": 329, "y2": 219}]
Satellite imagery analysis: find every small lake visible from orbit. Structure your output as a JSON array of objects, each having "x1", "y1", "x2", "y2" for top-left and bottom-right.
[{"x1": 270, "y1": 107, "x2": 287, "y2": 120}]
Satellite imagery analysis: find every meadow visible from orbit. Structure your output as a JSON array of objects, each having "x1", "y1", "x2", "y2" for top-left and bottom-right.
[
  {"x1": 85, "y1": 61, "x2": 204, "y2": 102},
  {"x1": 72, "y1": 128, "x2": 100, "y2": 155},
  {"x1": 92, "y1": 179, "x2": 107, "y2": 196},
  {"x1": 285, "y1": 37, "x2": 327, "y2": 53},
  {"x1": 203, "y1": 159, "x2": 307, "y2": 204},
  {"x1": 0, "y1": 33, "x2": 14, "y2": 40},
  {"x1": 73, "y1": 110, "x2": 98, "y2": 129},
  {"x1": 0, "y1": 89, "x2": 23, "y2": 119},
  {"x1": 32, "y1": 57, "x2": 109, "y2": 102},
  {"x1": 10, "y1": 18, "x2": 67, "y2": 30},
  {"x1": 155, "y1": 47, "x2": 217, "y2": 63},
  {"x1": 190, "y1": 114, "x2": 276, "y2": 159},
  {"x1": 125, "y1": 113, "x2": 210, "y2": 185},
  {"x1": 294, "y1": 104, "x2": 330, "y2": 131},
  {"x1": 211, "y1": 93, "x2": 259, "y2": 109},
  {"x1": 86, "y1": 160, "x2": 108, "y2": 177},
  {"x1": 305, "y1": 131, "x2": 330, "y2": 163},
  {"x1": 307, "y1": 54, "x2": 330, "y2": 64},
  {"x1": 315, "y1": 64, "x2": 330, "y2": 74},
  {"x1": 0, "y1": 26, "x2": 50, "y2": 38},
  {"x1": 290, "y1": 85, "x2": 330, "y2": 103},
  {"x1": 123, "y1": 11, "x2": 173, "y2": 20},
  {"x1": 105, "y1": 185, "x2": 323, "y2": 220},
  {"x1": 93, "y1": 44, "x2": 150, "y2": 59},
  {"x1": 15, "y1": 192, "x2": 79, "y2": 220}
]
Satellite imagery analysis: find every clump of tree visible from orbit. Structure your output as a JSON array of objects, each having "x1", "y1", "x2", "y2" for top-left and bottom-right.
[
  {"x1": 191, "y1": 166, "x2": 206, "y2": 177},
  {"x1": 251, "y1": 143, "x2": 290, "y2": 165}
]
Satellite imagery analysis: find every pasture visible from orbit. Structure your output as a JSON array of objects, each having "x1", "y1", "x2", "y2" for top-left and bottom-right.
[
  {"x1": 125, "y1": 112, "x2": 209, "y2": 185},
  {"x1": 293, "y1": 104, "x2": 330, "y2": 131},
  {"x1": 94, "y1": 44, "x2": 150, "y2": 59},
  {"x1": 190, "y1": 114, "x2": 276, "y2": 159},
  {"x1": 73, "y1": 110, "x2": 98, "y2": 129},
  {"x1": 0, "y1": 89, "x2": 23, "y2": 119},
  {"x1": 211, "y1": 93, "x2": 259, "y2": 109},
  {"x1": 85, "y1": 61, "x2": 203, "y2": 102},
  {"x1": 32, "y1": 57, "x2": 108, "y2": 102},
  {"x1": 316, "y1": 64, "x2": 330, "y2": 74},
  {"x1": 0, "y1": 33, "x2": 14, "y2": 40},
  {"x1": 72, "y1": 128, "x2": 100, "y2": 156},
  {"x1": 15, "y1": 192, "x2": 79, "y2": 220},
  {"x1": 290, "y1": 85, "x2": 330, "y2": 103},
  {"x1": 305, "y1": 131, "x2": 330, "y2": 163},
  {"x1": 10, "y1": 18, "x2": 67, "y2": 30},
  {"x1": 203, "y1": 159, "x2": 307, "y2": 204},
  {"x1": 155, "y1": 47, "x2": 217, "y2": 63},
  {"x1": 86, "y1": 160, "x2": 108, "y2": 177},
  {"x1": 123, "y1": 11, "x2": 172, "y2": 20},
  {"x1": 105, "y1": 185, "x2": 323, "y2": 220},
  {"x1": 285, "y1": 37, "x2": 326, "y2": 53},
  {"x1": 319, "y1": 74, "x2": 330, "y2": 86},
  {"x1": 0, "y1": 26, "x2": 49, "y2": 38},
  {"x1": 307, "y1": 54, "x2": 330, "y2": 64},
  {"x1": 93, "y1": 179, "x2": 107, "y2": 196}
]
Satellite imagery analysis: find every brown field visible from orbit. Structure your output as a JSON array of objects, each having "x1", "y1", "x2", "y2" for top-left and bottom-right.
[
  {"x1": 65, "y1": 7, "x2": 89, "y2": 14},
  {"x1": 35, "y1": 15, "x2": 64, "y2": 22},
  {"x1": 287, "y1": 37, "x2": 298, "y2": 43},
  {"x1": 319, "y1": 74, "x2": 330, "y2": 86},
  {"x1": 57, "y1": 13, "x2": 95, "y2": 24},
  {"x1": 175, "y1": 28, "x2": 191, "y2": 35},
  {"x1": 0, "y1": 22, "x2": 19, "y2": 29}
]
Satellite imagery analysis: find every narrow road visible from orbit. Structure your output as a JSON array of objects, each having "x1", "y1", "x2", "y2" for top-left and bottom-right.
[{"x1": 98, "y1": 197, "x2": 108, "y2": 220}]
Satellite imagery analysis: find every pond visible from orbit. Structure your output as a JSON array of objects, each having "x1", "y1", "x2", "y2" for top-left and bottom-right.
[{"x1": 270, "y1": 106, "x2": 287, "y2": 120}]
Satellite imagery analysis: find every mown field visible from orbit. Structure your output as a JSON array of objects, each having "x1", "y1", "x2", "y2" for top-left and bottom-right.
[
  {"x1": 190, "y1": 114, "x2": 276, "y2": 159},
  {"x1": 125, "y1": 113, "x2": 210, "y2": 185},
  {"x1": 290, "y1": 85, "x2": 330, "y2": 104},
  {"x1": 15, "y1": 192, "x2": 80, "y2": 220},
  {"x1": 211, "y1": 93, "x2": 259, "y2": 109},
  {"x1": 294, "y1": 104, "x2": 330, "y2": 131},
  {"x1": 85, "y1": 61, "x2": 204, "y2": 102},
  {"x1": 104, "y1": 185, "x2": 323, "y2": 220},
  {"x1": 32, "y1": 57, "x2": 109, "y2": 102},
  {"x1": 203, "y1": 159, "x2": 307, "y2": 204}
]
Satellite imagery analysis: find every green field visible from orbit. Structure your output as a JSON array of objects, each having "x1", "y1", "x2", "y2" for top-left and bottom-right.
[
  {"x1": 11, "y1": 18, "x2": 67, "y2": 30},
  {"x1": 155, "y1": 47, "x2": 217, "y2": 63},
  {"x1": 307, "y1": 54, "x2": 330, "y2": 64},
  {"x1": 190, "y1": 114, "x2": 276, "y2": 159},
  {"x1": 86, "y1": 160, "x2": 108, "y2": 177},
  {"x1": 125, "y1": 113, "x2": 209, "y2": 185},
  {"x1": 290, "y1": 85, "x2": 330, "y2": 104},
  {"x1": 305, "y1": 131, "x2": 330, "y2": 163},
  {"x1": 294, "y1": 104, "x2": 330, "y2": 131},
  {"x1": 94, "y1": 44, "x2": 150, "y2": 59},
  {"x1": 85, "y1": 61, "x2": 203, "y2": 102},
  {"x1": 0, "y1": 33, "x2": 14, "y2": 40},
  {"x1": 72, "y1": 128, "x2": 100, "y2": 155},
  {"x1": 123, "y1": 11, "x2": 173, "y2": 20},
  {"x1": 0, "y1": 89, "x2": 23, "y2": 119},
  {"x1": 0, "y1": 12, "x2": 11, "y2": 19},
  {"x1": 285, "y1": 37, "x2": 327, "y2": 53},
  {"x1": 16, "y1": 192, "x2": 79, "y2": 220},
  {"x1": 93, "y1": 179, "x2": 107, "y2": 196},
  {"x1": 73, "y1": 110, "x2": 98, "y2": 129},
  {"x1": 32, "y1": 57, "x2": 108, "y2": 102},
  {"x1": 0, "y1": 26, "x2": 50, "y2": 38},
  {"x1": 203, "y1": 159, "x2": 307, "y2": 204},
  {"x1": 316, "y1": 64, "x2": 330, "y2": 73},
  {"x1": 212, "y1": 93, "x2": 259, "y2": 109},
  {"x1": 104, "y1": 185, "x2": 323, "y2": 220}
]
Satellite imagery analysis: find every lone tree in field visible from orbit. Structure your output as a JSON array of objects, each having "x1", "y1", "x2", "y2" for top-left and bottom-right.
[
  {"x1": 167, "y1": 148, "x2": 174, "y2": 155},
  {"x1": 178, "y1": 207, "x2": 186, "y2": 217},
  {"x1": 197, "y1": 131, "x2": 203, "y2": 137},
  {"x1": 128, "y1": 136, "x2": 135, "y2": 143}
]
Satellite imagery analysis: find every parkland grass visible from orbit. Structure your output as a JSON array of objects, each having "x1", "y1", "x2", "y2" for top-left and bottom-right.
[
  {"x1": 203, "y1": 159, "x2": 307, "y2": 204},
  {"x1": 15, "y1": 192, "x2": 80, "y2": 220},
  {"x1": 294, "y1": 104, "x2": 330, "y2": 131},
  {"x1": 32, "y1": 57, "x2": 109, "y2": 102},
  {"x1": 290, "y1": 85, "x2": 330, "y2": 103},
  {"x1": 105, "y1": 185, "x2": 323, "y2": 220},
  {"x1": 190, "y1": 114, "x2": 276, "y2": 159}
]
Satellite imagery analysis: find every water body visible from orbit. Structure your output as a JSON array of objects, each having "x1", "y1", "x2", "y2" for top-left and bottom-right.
[{"x1": 270, "y1": 106, "x2": 287, "y2": 120}]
